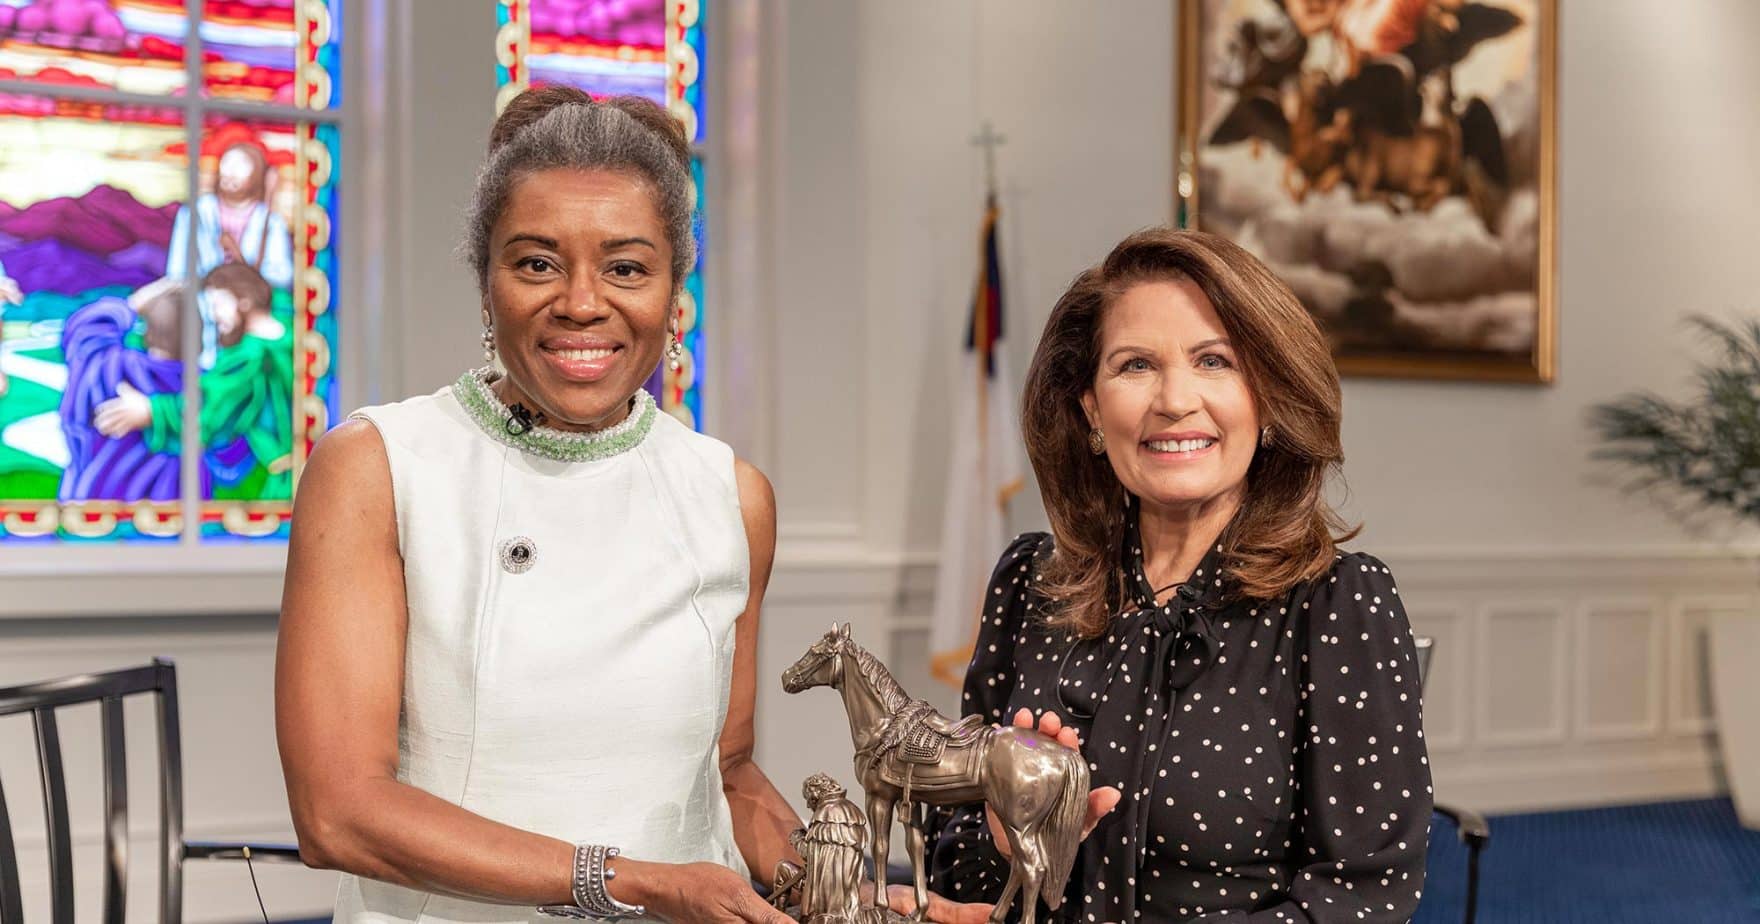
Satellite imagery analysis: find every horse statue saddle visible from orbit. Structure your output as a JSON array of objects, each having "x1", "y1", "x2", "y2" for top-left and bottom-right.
[{"x1": 879, "y1": 701, "x2": 986, "y2": 766}]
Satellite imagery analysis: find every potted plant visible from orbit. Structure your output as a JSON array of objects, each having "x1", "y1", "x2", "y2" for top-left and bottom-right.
[{"x1": 1590, "y1": 315, "x2": 1760, "y2": 829}]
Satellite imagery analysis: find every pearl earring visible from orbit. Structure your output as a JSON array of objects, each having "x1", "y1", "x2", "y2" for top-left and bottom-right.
[
  {"x1": 667, "y1": 333, "x2": 684, "y2": 373},
  {"x1": 481, "y1": 325, "x2": 495, "y2": 363}
]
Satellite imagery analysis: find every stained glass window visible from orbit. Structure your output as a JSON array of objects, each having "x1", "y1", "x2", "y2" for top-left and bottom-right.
[
  {"x1": 0, "y1": 0, "x2": 188, "y2": 96},
  {"x1": 0, "y1": 0, "x2": 341, "y2": 543},
  {"x1": 201, "y1": 0, "x2": 341, "y2": 107},
  {"x1": 495, "y1": 0, "x2": 706, "y2": 431}
]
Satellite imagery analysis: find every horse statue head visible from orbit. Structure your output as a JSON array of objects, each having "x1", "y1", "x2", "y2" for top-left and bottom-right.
[{"x1": 781, "y1": 622, "x2": 855, "y2": 694}]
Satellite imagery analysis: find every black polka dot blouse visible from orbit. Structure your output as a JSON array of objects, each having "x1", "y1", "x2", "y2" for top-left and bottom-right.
[{"x1": 927, "y1": 523, "x2": 1432, "y2": 923}]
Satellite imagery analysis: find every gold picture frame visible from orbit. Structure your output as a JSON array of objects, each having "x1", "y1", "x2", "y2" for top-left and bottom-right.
[{"x1": 1178, "y1": 0, "x2": 1557, "y2": 383}]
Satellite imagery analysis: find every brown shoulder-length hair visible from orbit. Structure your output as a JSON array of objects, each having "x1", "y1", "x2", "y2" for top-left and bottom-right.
[{"x1": 1022, "y1": 228, "x2": 1357, "y2": 638}]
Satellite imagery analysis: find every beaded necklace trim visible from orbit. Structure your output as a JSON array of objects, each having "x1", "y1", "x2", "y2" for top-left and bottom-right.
[{"x1": 453, "y1": 367, "x2": 656, "y2": 463}]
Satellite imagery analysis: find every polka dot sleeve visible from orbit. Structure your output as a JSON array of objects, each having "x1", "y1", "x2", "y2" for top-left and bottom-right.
[
  {"x1": 1197, "y1": 553, "x2": 1433, "y2": 922},
  {"x1": 926, "y1": 532, "x2": 1048, "y2": 905}
]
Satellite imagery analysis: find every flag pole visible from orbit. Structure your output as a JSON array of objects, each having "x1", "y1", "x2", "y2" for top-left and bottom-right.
[
  {"x1": 968, "y1": 121, "x2": 1006, "y2": 477},
  {"x1": 971, "y1": 119, "x2": 1007, "y2": 201},
  {"x1": 928, "y1": 120, "x2": 1022, "y2": 687}
]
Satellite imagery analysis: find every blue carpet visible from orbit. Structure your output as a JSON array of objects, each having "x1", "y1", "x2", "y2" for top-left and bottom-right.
[{"x1": 1417, "y1": 797, "x2": 1760, "y2": 923}]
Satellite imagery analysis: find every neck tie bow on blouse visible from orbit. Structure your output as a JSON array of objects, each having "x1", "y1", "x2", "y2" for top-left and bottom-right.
[{"x1": 1054, "y1": 506, "x2": 1226, "y2": 921}]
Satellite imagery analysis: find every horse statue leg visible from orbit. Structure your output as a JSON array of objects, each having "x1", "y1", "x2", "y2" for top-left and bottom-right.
[
  {"x1": 1009, "y1": 830, "x2": 1043, "y2": 924},
  {"x1": 904, "y1": 802, "x2": 929, "y2": 921},
  {"x1": 988, "y1": 824, "x2": 1026, "y2": 924},
  {"x1": 867, "y1": 792, "x2": 897, "y2": 913}
]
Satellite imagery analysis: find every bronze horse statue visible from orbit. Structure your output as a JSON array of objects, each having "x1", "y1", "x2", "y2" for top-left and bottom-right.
[{"x1": 782, "y1": 623, "x2": 1089, "y2": 924}]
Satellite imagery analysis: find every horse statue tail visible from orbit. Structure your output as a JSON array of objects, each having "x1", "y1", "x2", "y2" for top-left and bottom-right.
[{"x1": 1037, "y1": 747, "x2": 1090, "y2": 911}]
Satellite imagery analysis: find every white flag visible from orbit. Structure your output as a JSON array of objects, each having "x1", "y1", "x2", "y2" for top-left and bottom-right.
[{"x1": 930, "y1": 196, "x2": 1023, "y2": 687}]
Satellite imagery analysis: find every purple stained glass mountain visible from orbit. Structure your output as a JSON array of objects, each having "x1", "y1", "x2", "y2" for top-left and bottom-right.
[
  {"x1": 0, "y1": 184, "x2": 179, "y2": 255},
  {"x1": 0, "y1": 237, "x2": 160, "y2": 294}
]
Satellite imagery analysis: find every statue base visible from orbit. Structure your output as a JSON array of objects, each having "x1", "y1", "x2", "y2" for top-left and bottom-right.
[{"x1": 780, "y1": 908, "x2": 911, "y2": 924}]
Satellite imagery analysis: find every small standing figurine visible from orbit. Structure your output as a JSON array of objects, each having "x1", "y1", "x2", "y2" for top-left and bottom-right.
[{"x1": 771, "y1": 773, "x2": 905, "y2": 923}]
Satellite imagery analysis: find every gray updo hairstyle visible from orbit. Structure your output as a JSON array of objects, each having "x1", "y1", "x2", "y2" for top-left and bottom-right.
[{"x1": 464, "y1": 86, "x2": 695, "y2": 294}]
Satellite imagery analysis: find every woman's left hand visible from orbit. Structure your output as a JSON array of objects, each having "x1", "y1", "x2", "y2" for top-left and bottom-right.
[{"x1": 985, "y1": 708, "x2": 1121, "y2": 861}]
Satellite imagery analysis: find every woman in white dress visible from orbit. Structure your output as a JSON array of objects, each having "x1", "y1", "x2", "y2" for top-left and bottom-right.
[{"x1": 276, "y1": 87, "x2": 992, "y2": 923}]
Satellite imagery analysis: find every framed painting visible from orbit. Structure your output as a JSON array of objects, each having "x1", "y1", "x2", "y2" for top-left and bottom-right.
[{"x1": 1178, "y1": 0, "x2": 1556, "y2": 382}]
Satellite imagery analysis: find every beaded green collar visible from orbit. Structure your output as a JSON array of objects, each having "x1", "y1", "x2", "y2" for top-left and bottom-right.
[{"x1": 452, "y1": 367, "x2": 657, "y2": 463}]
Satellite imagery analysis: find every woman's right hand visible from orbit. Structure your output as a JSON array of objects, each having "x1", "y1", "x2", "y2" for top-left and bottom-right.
[
  {"x1": 985, "y1": 708, "x2": 1121, "y2": 861},
  {"x1": 614, "y1": 859, "x2": 794, "y2": 923}
]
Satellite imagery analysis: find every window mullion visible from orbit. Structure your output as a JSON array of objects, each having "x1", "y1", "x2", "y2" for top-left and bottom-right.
[{"x1": 178, "y1": 0, "x2": 206, "y2": 547}]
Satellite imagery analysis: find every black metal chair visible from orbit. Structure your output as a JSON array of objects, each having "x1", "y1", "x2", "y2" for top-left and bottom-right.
[
  {"x1": 1413, "y1": 635, "x2": 1489, "y2": 924},
  {"x1": 0, "y1": 658, "x2": 301, "y2": 924}
]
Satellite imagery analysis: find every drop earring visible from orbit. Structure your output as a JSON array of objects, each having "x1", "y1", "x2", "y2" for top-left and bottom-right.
[
  {"x1": 481, "y1": 310, "x2": 495, "y2": 364},
  {"x1": 666, "y1": 329, "x2": 684, "y2": 373},
  {"x1": 1088, "y1": 428, "x2": 1106, "y2": 455}
]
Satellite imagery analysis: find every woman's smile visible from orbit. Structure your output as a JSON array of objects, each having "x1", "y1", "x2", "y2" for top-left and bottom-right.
[
  {"x1": 1142, "y1": 430, "x2": 1221, "y2": 461},
  {"x1": 539, "y1": 334, "x2": 624, "y2": 383}
]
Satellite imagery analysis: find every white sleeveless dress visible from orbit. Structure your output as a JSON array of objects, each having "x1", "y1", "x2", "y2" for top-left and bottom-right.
[{"x1": 333, "y1": 371, "x2": 750, "y2": 923}]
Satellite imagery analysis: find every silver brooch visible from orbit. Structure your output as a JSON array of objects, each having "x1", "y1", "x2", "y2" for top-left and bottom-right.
[{"x1": 499, "y1": 536, "x2": 537, "y2": 574}]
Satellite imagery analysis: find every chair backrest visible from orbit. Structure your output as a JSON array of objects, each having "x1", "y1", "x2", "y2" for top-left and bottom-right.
[
  {"x1": 1414, "y1": 635, "x2": 1434, "y2": 692},
  {"x1": 0, "y1": 659, "x2": 189, "y2": 924}
]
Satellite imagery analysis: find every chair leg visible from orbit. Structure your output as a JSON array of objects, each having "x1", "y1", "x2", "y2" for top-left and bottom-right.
[
  {"x1": 1462, "y1": 840, "x2": 1481, "y2": 924},
  {"x1": 1433, "y1": 805, "x2": 1488, "y2": 924}
]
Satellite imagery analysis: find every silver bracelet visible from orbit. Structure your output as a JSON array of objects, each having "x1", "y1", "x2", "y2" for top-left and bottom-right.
[{"x1": 537, "y1": 843, "x2": 646, "y2": 920}]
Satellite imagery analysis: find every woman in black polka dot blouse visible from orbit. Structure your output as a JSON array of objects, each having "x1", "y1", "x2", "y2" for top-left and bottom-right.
[{"x1": 927, "y1": 230, "x2": 1431, "y2": 923}]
